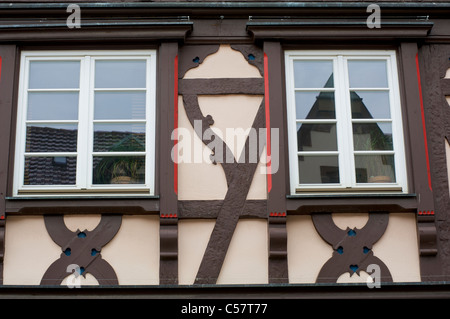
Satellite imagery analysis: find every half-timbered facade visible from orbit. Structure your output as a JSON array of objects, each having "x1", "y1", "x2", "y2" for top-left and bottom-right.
[{"x1": 0, "y1": 0, "x2": 450, "y2": 298}]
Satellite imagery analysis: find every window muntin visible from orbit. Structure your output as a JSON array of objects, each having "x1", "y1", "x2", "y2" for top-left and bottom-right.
[
  {"x1": 285, "y1": 51, "x2": 407, "y2": 194},
  {"x1": 14, "y1": 51, "x2": 156, "y2": 196}
]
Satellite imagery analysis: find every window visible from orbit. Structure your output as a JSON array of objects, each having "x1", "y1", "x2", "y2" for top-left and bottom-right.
[
  {"x1": 285, "y1": 50, "x2": 407, "y2": 194},
  {"x1": 14, "y1": 50, "x2": 157, "y2": 196}
]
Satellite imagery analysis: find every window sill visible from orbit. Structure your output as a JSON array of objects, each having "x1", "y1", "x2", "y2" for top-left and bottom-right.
[
  {"x1": 286, "y1": 193, "x2": 417, "y2": 214},
  {"x1": 288, "y1": 193, "x2": 416, "y2": 199},
  {"x1": 7, "y1": 195, "x2": 160, "y2": 200},
  {"x1": 5, "y1": 195, "x2": 160, "y2": 215},
  {"x1": 13, "y1": 187, "x2": 155, "y2": 198}
]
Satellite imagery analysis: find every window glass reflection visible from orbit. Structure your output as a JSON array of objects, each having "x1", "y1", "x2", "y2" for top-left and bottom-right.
[
  {"x1": 351, "y1": 91, "x2": 391, "y2": 119},
  {"x1": 298, "y1": 155, "x2": 340, "y2": 184},
  {"x1": 295, "y1": 91, "x2": 335, "y2": 120},
  {"x1": 294, "y1": 60, "x2": 334, "y2": 88},
  {"x1": 348, "y1": 60, "x2": 388, "y2": 88}
]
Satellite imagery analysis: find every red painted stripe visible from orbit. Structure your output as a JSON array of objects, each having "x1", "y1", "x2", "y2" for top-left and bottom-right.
[
  {"x1": 174, "y1": 55, "x2": 179, "y2": 195},
  {"x1": 415, "y1": 53, "x2": 432, "y2": 191},
  {"x1": 264, "y1": 53, "x2": 272, "y2": 193}
]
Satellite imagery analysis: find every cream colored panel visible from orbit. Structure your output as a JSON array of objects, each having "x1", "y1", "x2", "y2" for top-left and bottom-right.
[
  {"x1": 178, "y1": 219, "x2": 215, "y2": 285},
  {"x1": 332, "y1": 213, "x2": 420, "y2": 283},
  {"x1": 4, "y1": 215, "x2": 160, "y2": 286},
  {"x1": 287, "y1": 213, "x2": 420, "y2": 284},
  {"x1": 177, "y1": 94, "x2": 267, "y2": 200},
  {"x1": 64, "y1": 214, "x2": 101, "y2": 232},
  {"x1": 287, "y1": 215, "x2": 332, "y2": 283},
  {"x1": 179, "y1": 219, "x2": 268, "y2": 285},
  {"x1": 177, "y1": 99, "x2": 228, "y2": 200},
  {"x1": 184, "y1": 44, "x2": 262, "y2": 79},
  {"x1": 4, "y1": 216, "x2": 61, "y2": 285},
  {"x1": 446, "y1": 96, "x2": 450, "y2": 106},
  {"x1": 373, "y1": 213, "x2": 420, "y2": 282},
  {"x1": 102, "y1": 215, "x2": 159, "y2": 285},
  {"x1": 247, "y1": 147, "x2": 267, "y2": 200},
  {"x1": 198, "y1": 95, "x2": 263, "y2": 161},
  {"x1": 217, "y1": 219, "x2": 268, "y2": 285},
  {"x1": 337, "y1": 271, "x2": 371, "y2": 283},
  {"x1": 332, "y1": 213, "x2": 368, "y2": 230},
  {"x1": 199, "y1": 95, "x2": 267, "y2": 200}
]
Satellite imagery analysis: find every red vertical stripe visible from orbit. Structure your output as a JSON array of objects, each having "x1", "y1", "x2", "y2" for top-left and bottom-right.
[
  {"x1": 264, "y1": 53, "x2": 272, "y2": 193},
  {"x1": 174, "y1": 55, "x2": 179, "y2": 195},
  {"x1": 415, "y1": 53, "x2": 432, "y2": 191}
]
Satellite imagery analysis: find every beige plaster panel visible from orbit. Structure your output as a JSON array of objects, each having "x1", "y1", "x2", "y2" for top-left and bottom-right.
[
  {"x1": 184, "y1": 44, "x2": 262, "y2": 79},
  {"x1": 178, "y1": 219, "x2": 268, "y2": 285},
  {"x1": 4, "y1": 215, "x2": 159, "y2": 286},
  {"x1": 373, "y1": 213, "x2": 421, "y2": 282},
  {"x1": 4, "y1": 216, "x2": 61, "y2": 285},
  {"x1": 177, "y1": 94, "x2": 267, "y2": 200},
  {"x1": 287, "y1": 215, "x2": 332, "y2": 283},
  {"x1": 101, "y1": 215, "x2": 160, "y2": 285},
  {"x1": 287, "y1": 213, "x2": 420, "y2": 284}
]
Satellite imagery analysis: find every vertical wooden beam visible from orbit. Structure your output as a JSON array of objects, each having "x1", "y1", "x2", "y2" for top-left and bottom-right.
[
  {"x1": 399, "y1": 42, "x2": 440, "y2": 281},
  {"x1": 158, "y1": 42, "x2": 179, "y2": 285},
  {"x1": 0, "y1": 45, "x2": 17, "y2": 285},
  {"x1": 264, "y1": 41, "x2": 288, "y2": 283}
]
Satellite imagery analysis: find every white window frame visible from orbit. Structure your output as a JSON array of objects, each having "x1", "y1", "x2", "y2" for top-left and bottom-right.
[
  {"x1": 14, "y1": 50, "x2": 157, "y2": 197},
  {"x1": 285, "y1": 50, "x2": 407, "y2": 195}
]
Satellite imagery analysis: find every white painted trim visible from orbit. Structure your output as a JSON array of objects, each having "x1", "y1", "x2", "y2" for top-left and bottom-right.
[
  {"x1": 285, "y1": 50, "x2": 408, "y2": 195},
  {"x1": 14, "y1": 50, "x2": 157, "y2": 196}
]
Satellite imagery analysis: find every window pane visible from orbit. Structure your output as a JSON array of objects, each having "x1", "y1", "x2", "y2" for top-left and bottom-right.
[
  {"x1": 26, "y1": 124, "x2": 78, "y2": 152},
  {"x1": 94, "y1": 123, "x2": 146, "y2": 152},
  {"x1": 27, "y1": 92, "x2": 79, "y2": 120},
  {"x1": 294, "y1": 60, "x2": 334, "y2": 88},
  {"x1": 295, "y1": 91, "x2": 335, "y2": 119},
  {"x1": 353, "y1": 123, "x2": 393, "y2": 151},
  {"x1": 93, "y1": 156, "x2": 145, "y2": 185},
  {"x1": 95, "y1": 60, "x2": 146, "y2": 88},
  {"x1": 297, "y1": 123, "x2": 337, "y2": 151},
  {"x1": 355, "y1": 155, "x2": 396, "y2": 183},
  {"x1": 351, "y1": 91, "x2": 391, "y2": 119},
  {"x1": 94, "y1": 91, "x2": 146, "y2": 120},
  {"x1": 24, "y1": 156, "x2": 77, "y2": 185},
  {"x1": 29, "y1": 61, "x2": 80, "y2": 89},
  {"x1": 298, "y1": 155, "x2": 339, "y2": 184},
  {"x1": 348, "y1": 60, "x2": 388, "y2": 88}
]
